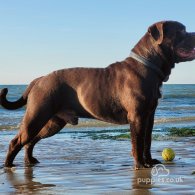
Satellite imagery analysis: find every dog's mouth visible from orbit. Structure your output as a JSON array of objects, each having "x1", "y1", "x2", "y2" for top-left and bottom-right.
[
  {"x1": 176, "y1": 47, "x2": 195, "y2": 61},
  {"x1": 175, "y1": 32, "x2": 195, "y2": 62}
]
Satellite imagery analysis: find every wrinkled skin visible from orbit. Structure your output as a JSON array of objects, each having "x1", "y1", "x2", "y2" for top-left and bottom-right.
[{"x1": 1, "y1": 21, "x2": 195, "y2": 169}]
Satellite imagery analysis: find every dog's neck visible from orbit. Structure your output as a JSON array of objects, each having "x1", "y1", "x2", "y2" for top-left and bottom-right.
[
  {"x1": 131, "y1": 33, "x2": 175, "y2": 82},
  {"x1": 129, "y1": 51, "x2": 168, "y2": 82}
]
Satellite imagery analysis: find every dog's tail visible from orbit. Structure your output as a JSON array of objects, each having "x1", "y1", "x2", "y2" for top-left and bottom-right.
[{"x1": 0, "y1": 77, "x2": 42, "y2": 110}]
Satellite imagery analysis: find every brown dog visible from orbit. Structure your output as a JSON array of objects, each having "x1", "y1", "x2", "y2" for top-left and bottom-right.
[{"x1": 1, "y1": 21, "x2": 195, "y2": 169}]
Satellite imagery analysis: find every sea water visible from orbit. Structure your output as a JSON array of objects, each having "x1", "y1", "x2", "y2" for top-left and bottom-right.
[
  {"x1": 0, "y1": 85, "x2": 195, "y2": 194},
  {"x1": 0, "y1": 84, "x2": 195, "y2": 137}
]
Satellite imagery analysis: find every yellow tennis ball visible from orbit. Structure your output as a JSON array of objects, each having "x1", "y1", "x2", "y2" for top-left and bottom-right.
[{"x1": 162, "y1": 148, "x2": 175, "y2": 161}]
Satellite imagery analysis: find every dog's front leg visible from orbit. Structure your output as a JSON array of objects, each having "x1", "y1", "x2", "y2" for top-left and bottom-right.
[
  {"x1": 129, "y1": 114, "x2": 149, "y2": 169},
  {"x1": 144, "y1": 111, "x2": 161, "y2": 167}
]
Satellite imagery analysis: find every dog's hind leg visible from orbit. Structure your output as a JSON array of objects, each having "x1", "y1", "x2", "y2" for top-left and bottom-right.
[
  {"x1": 24, "y1": 116, "x2": 66, "y2": 164},
  {"x1": 4, "y1": 97, "x2": 54, "y2": 167},
  {"x1": 24, "y1": 111, "x2": 78, "y2": 164}
]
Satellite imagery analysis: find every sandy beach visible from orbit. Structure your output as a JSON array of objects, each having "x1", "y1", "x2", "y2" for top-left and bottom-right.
[{"x1": 0, "y1": 129, "x2": 195, "y2": 195}]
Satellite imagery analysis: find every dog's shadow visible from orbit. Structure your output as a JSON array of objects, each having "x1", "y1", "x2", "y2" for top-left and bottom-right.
[{"x1": 4, "y1": 166, "x2": 55, "y2": 194}]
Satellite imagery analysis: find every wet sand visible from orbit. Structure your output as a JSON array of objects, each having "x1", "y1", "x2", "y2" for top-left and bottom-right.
[{"x1": 0, "y1": 130, "x2": 195, "y2": 195}]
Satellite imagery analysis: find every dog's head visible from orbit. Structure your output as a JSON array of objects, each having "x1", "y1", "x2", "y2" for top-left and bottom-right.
[
  {"x1": 132, "y1": 21, "x2": 195, "y2": 81},
  {"x1": 148, "y1": 21, "x2": 195, "y2": 63}
]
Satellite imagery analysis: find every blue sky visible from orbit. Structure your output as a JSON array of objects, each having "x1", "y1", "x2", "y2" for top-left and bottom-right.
[{"x1": 0, "y1": 0, "x2": 195, "y2": 84}]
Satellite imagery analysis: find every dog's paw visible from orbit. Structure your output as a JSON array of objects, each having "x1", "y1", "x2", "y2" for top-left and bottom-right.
[
  {"x1": 144, "y1": 163, "x2": 153, "y2": 168},
  {"x1": 4, "y1": 162, "x2": 15, "y2": 168},
  {"x1": 134, "y1": 162, "x2": 149, "y2": 170},
  {"x1": 25, "y1": 157, "x2": 40, "y2": 165},
  {"x1": 145, "y1": 158, "x2": 162, "y2": 166},
  {"x1": 151, "y1": 159, "x2": 162, "y2": 164}
]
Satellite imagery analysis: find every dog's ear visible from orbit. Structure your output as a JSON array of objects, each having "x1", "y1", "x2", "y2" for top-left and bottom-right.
[{"x1": 148, "y1": 22, "x2": 165, "y2": 44}]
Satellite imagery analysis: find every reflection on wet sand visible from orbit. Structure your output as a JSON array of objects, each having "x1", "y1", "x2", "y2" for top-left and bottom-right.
[
  {"x1": 131, "y1": 169, "x2": 153, "y2": 195},
  {"x1": 0, "y1": 130, "x2": 195, "y2": 194},
  {"x1": 5, "y1": 167, "x2": 55, "y2": 194},
  {"x1": 132, "y1": 169, "x2": 152, "y2": 189}
]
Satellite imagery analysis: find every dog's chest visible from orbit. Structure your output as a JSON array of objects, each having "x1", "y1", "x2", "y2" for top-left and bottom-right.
[{"x1": 101, "y1": 97, "x2": 128, "y2": 124}]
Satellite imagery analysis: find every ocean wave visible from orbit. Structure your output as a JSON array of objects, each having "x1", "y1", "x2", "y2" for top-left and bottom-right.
[
  {"x1": 0, "y1": 125, "x2": 19, "y2": 131},
  {"x1": 157, "y1": 106, "x2": 195, "y2": 111},
  {"x1": 1, "y1": 116, "x2": 195, "y2": 132},
  {"x1": 154, "y1": 116, "x2": 195, "y2": 124},
  {"x1": 162, "y1": 93, "x2": 195, "y2": 99}
]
